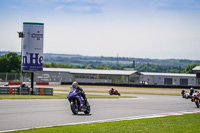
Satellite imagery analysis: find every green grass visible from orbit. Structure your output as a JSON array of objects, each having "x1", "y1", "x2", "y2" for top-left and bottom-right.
[
  {"x1": 85, "y1": 90, "x2": 181, "y2": 96},
  {"x1": 0, "y1": 94, "x2": 134, "y2": 99},
  {"x1": 0, "y1": 93, "x2": 66, "y2": 99},
  {"x1": 8, "y1": 113, "x2": 200, "y2": 133},
  {"x1": 54, "y1": 90, "x2": 181, "y2": 96}
]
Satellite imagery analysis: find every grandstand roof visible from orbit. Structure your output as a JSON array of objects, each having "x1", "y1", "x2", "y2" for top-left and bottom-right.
[
  {"x1": 192, "y1": 66, "x2": 200, "y2": 71},
  {"x1": 141, "y1": 72, "x2": 195, "y2": 77},
  {"x1": 43, "y1": 68, "x2": 141, "y2": 76}
]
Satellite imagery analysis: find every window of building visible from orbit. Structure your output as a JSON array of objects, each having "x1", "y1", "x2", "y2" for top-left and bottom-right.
[
  {"x1": 129, "y1": 75, "x2": 140, "y2": 84},
  {"x1": 197, "y1": 73, "x2": 200, "y2": 78},
  {"x1": 180, "y1": 79, "x2": 188, "y2": 86},
  {"x1": 164, "y1": 78, "x2": 172, "y2": 85}
]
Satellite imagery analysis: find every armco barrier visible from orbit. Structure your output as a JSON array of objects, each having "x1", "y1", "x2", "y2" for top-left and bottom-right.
[
  {"x1": 33, "y1": 87, "x2": 53, "y2": 96},
  {"x1": 0, "y1": 87, "x2": 30, "y2": 95},
  {"x1": 0, "y1": 87, "x2": 19, "y2": 95},
  {"x1": 0, "y1": 87, "x2": 53, "y2": 96}
]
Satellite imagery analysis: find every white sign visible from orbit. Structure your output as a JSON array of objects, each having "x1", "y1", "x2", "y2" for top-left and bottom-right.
[{"x1": 22, "y1": 22, "x2": 44, "y2": 72}]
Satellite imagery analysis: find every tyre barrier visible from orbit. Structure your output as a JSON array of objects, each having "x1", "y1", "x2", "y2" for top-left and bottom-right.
[{"x1": 0, "y1": 87, "x2": 53, "y2": 96}]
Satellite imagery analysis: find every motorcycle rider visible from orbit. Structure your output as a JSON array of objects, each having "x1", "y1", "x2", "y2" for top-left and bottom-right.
[
  {"x1": 190, "y1": 87, "x2": 194, "y2": 96},
  {"x1": 181, "y1": 89, "x2": 185, "y2": 96},
  {"x1": 72, "y1": 82, "x2": 87, "y2": 105},
  {"x1": 111, "y1": 88, "x2": 114, "y2": 94}
]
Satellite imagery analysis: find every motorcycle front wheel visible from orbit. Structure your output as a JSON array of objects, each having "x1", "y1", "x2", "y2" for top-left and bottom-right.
[
  {"x1": 195, "y1": 99, "x2": 199, "y2": 108},
  {"x1": 71, "y1": 100, "x2": 78, "y2": 115}
]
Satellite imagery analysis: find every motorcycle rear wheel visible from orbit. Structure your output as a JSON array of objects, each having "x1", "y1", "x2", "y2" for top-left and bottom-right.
[
  {"x1": 195, "y1": 99, "x2": 199, "y2": 108},
  {"x1": 84, "y1": 101, "x2": 90, "y2": 114}
]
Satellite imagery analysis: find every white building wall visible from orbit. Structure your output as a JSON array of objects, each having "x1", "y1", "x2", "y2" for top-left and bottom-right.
[
  {"x1": 140, "y1": 75, "x2": 196, "y2": 86},
  {"x1": 75, "y1": 78, "x2": 112, "y2": 83}
]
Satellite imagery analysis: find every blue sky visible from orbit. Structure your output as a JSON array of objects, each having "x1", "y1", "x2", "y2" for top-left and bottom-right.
[{"x1": 0, "y1": 0, "x2": 200, "y2": 60}]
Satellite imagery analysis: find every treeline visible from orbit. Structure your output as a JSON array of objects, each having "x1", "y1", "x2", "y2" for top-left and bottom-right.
[
  {"x1": 44, "y1": 62, "x2": 199, "y2": 74},
  {"x1": 1, "y1": 51, "x2": 200, "y2": 68},
  {"x1": 135, "y1": 63, "x2": 199, "y2": 74},
  {"x1": 0, "y1": 52, "x2": 21, "y2": 72},
  {"x1": 0, "y1": 52, "x2": 199, "y2": 74},
  {"x1": 43, "y1": 53, "x2": 200, "y2": 68},
  {"x1": 44, "y1": 62, "x2": 122, "y2": 70}
]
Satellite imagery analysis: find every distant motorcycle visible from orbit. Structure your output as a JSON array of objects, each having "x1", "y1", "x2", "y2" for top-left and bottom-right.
[
  {"x1": 181, "y1": 89, "x2": 190, "y2": 99},
  {"x1": 67, "y1": 87, "x2": 90, "y2": 115},
  {"x1": 192, "y1": 92, "x2": 200, "y2": 108},
  {"x1": 108, "y1": 88, "x2": 120, "y2": 96}
]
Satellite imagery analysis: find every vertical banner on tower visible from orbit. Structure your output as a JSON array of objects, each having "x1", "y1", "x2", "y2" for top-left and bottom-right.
[{"x1": 22, "y1": 22, "x2": 44, "y2": 72}]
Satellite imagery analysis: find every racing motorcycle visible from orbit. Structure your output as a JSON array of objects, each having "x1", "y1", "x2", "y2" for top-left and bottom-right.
[
  {"x1": 67, "y1": 87, "x2": 90, "y2": 115},
  {"x1": 192, "y1": 92, "x2": 200, "y2": 108},
  {"x1": 181, "y1": 89, "x2": 190, "y2": 99},
  {"x1": 108, "y1": 88, "x2": 120, "y2": 96},
  {"x1": 190, "y1": 90, "x2": 199, "y2": 102}
]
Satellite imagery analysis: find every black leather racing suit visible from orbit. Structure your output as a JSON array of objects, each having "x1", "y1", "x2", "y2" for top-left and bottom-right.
[{"x1": 77, "y1": 86, "x2": 87, "y2": 104}]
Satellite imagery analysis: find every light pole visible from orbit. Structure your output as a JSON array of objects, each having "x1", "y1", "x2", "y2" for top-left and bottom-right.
[{"x1": 18, "y1": 31, "x2": 24, "y2": 95}]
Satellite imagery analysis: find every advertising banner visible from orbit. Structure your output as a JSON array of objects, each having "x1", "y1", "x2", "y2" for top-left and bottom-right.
[{"x1": 22, "y1": 22, "x2": 44, "y2": 72}]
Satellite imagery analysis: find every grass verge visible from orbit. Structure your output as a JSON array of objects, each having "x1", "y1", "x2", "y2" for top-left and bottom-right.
[
  {"x1": 54, "y1": 90, "x2": 181, "y2": 96},
  {"x1": 85, "y1": 90, "x2": 181, "y2": 96},
  {"x1": 8, "y1": 113, "x2": 200, "y2": 133},
  {"x1": 0, "y1": 94, "x2": 135, "y2": 99}
]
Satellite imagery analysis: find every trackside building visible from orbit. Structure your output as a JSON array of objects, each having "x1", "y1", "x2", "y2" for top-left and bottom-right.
[
  {"x1": 192, "y1": 66, "x2": 200, "y2": 86},
  {"x1": 140, "y1": 72, "x2": 196, "y2": 86},
  {"x1": 34, "y1": 68, "x2": 197, "y2": 86},
  {"x1": 37, "y1": 68, "x2": 141, "y2": 84}
]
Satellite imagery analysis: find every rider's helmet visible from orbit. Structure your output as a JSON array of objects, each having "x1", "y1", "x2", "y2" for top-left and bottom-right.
[
  {"x1": 72, "y1": 82, "x2": 79, "y2": 89},
  {"x1": 181, "y1": 89, "x2": 185, "y2": 95}
]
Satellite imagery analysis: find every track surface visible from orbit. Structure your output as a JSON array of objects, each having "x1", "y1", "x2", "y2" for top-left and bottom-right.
[{"x1": 0, "y1": 93, "x2": 199, "y2": 132}]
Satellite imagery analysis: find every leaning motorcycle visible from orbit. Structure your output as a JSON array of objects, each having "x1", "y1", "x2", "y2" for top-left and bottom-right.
[
  {"x1": 193, "y1": 93, "x2": 200, "y2": 108},
  {"x1": 181, "y1": 90, "x2": 190, "y2": 99},
  {"x1": 67, "y1": 87, "x2": 90, "y2": 115},
  {"x1": 108, "y1": 89, "x2": 120, "y2": 96}
]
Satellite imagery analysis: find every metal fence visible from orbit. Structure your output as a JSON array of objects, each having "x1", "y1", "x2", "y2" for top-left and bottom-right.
[{"x1": 0, "y1": 73, "x2": 31, "y2": 82}]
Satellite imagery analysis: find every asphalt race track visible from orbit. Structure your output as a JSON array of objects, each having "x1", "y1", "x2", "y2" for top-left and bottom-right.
[{"x1": 0, "y1": 93, "x2": 199, "y2": 132}]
